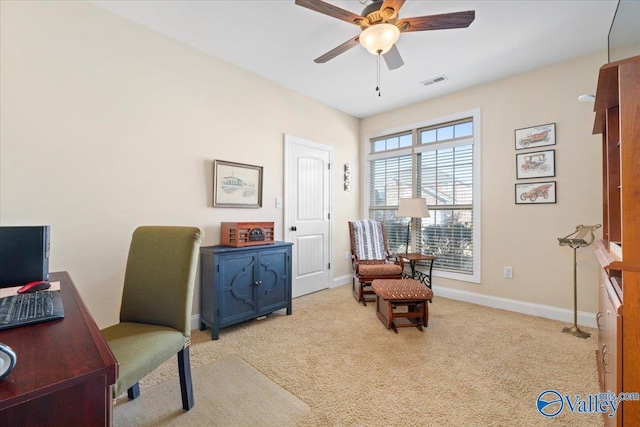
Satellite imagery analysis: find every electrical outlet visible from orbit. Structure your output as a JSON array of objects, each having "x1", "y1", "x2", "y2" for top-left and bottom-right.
[
  {"x1": 344, "y1": 251, "x2": 350, "y2": 260},
  {"x1": 504, "y1": 266, "x2": 513, "y2": 279}
]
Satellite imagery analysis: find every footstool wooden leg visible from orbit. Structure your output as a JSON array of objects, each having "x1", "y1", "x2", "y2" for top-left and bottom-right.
[
  {"x1": 424, "y1": 300, "x2": 429, "y2": 327},
  {"x1": 387, "y1": 299, "x2": 396, "y2": 332},
  {"x1": 411, "y1": 302, "x2": 424, "y2": 331}
]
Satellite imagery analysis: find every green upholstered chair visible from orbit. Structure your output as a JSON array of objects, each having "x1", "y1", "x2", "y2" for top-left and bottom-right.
[{"x1": 101, "y1": 226, "x2": 203, "y2": 410}]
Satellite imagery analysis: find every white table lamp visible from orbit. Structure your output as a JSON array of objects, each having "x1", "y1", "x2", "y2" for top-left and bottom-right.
[{"x1": 397, "y1": 198, "x2": 430, "y2": 253}]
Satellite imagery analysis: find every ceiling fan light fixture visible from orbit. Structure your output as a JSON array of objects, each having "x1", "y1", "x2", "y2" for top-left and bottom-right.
[{"x1": 359, "y1": 23, "x2": 400, "y2": 55}]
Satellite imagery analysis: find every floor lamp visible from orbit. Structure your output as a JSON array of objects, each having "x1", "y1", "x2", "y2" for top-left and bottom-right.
[
  {"x1": 557, "y1": 224, "x2": 601, "y2": 338},
  {"x1": 397, "y1": 198, "x2": 430, "y2": 253}
]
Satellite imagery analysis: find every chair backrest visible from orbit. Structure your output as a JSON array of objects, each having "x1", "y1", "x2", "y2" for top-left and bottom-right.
[
  {"x1": 349, "y1": 220, "x2": 389, "y2": 261},
  {"x1": 119, "y1": 226, "x2": 203, "y2": 336}
]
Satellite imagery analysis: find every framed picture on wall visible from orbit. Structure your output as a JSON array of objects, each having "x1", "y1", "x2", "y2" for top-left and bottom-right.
[
  {"x1": 515, "y1": 181, "x2": 557, "y2": 204},
  {"x1": 516, "y1": 149, "x2": 555, "y2": 179},
  {"x1": 514, "y1": 123, "x2": 556, "y2": 150},
  {"x1": 213, "y1": 160, "x2": 263, "y2": 208}
]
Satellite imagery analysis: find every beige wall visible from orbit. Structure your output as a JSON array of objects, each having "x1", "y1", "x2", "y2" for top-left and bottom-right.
[
  {"x1": 361, "y1": 52, "x2": 605, "y2": 315},
  {"x1": 0, "y1": 1, "x2": 360, "y2": 328}
]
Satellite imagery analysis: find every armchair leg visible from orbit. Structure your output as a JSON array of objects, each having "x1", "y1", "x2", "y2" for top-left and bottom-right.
[
  {"x1": 361, "y1": 283, "x2": 368, "y2": 306},
  {"x1": 178, "y1": 347, "x2": 194, "y2": 410},
  {"x1": 127, "y1": 382, "x2": 140, "y2": 400},
  {"x1": 352, "y1": 278, "x2": 370, "y2": 306}
]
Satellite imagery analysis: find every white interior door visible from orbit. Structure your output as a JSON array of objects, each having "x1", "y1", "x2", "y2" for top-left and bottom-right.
[{"x1": 284, "y1": 135, "x2": 332, "y2": 298}]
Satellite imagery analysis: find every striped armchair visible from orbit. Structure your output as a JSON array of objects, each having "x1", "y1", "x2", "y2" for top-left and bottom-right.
[{"x1": 348, "y1": 220, "x2": 404, "y2": 305}]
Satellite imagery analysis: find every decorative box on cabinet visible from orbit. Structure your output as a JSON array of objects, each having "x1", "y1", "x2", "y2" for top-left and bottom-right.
[
  {"x1": 592, "y1": 55, "x2": 640, "y2": 427},
  {"x1": 220, "y1": 221, "x2": 275, "y2": 247},
  {"x1": 199, "y1": 242, "x2": 293, "y2": 340}
]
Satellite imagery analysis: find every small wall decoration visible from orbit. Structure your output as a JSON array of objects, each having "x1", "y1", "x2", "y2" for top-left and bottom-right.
[
  {"x1": 515, "y1": 181, "x2": 556, "y2": 204},
  {"x1": 344, "y1": 163, "x2": 352, "y2": 191},
  {"x1": 516, "y1": 149, "x2": 555, "y2": 179},
  {"x1": 213, "y1": 160, "x2": 263, "y2": 208},
  {"x1": 515, "y1": 123, "x2": 556, "y2": 150}
]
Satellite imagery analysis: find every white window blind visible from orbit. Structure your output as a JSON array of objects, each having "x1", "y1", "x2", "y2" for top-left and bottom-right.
[
  {"x1": 369, "y1": 154, "x2": 412, "y2": 254},
  {"x1": 417, "y1": 144, "x2": 474, "y2": 273}
]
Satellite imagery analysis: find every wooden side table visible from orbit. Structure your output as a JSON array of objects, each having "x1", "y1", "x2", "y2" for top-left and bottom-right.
[{"x1": 398, "y1": 253, "x2": 435, "y2": 289}]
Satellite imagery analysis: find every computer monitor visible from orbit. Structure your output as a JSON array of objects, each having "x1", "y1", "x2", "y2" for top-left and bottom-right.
[{"x1": 0, "y1": 226, "x2": 50, "y2": 288}]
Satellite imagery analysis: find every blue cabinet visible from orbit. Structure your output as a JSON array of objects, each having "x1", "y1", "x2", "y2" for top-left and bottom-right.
[{"x1": 199, "y1": 242, "x2": 293, "y2": 340}]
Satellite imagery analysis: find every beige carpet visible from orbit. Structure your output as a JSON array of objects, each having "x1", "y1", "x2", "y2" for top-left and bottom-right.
[
  {"x1": 113, "y1": 354, "x2": 310, "y2": 426},
  {"x1": 117, "y1": 284, "x2": 603, "y2": 427}
]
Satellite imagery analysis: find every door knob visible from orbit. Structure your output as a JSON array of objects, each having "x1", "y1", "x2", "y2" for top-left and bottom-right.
[{"x1": 290, "y1": 226, "x2": 297, "y2": 231}]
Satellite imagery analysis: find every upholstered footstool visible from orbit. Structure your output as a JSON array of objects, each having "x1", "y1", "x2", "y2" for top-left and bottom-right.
[{"x1": 371, "y1": 279, "x2": 434, "y2": 333}]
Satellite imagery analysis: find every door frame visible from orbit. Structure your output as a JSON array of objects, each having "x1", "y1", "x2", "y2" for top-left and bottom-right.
[{"x1": 283, "y1": 134, "x2": 334, "y2": 293}]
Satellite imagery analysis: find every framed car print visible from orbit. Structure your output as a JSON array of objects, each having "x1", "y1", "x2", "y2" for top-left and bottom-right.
[
  {"x1": 516, "y1": 149, "x2": 555, "y2": 179},
  {"x1": 515, "y1": 123, "x2": 556, "y2": 150},
  {"x1": 515, "y1": 181, "x2": 557, "y2": 204}
]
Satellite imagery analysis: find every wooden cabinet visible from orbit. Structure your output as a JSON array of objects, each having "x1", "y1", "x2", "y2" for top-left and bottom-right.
[
  {"x1": 199, "y1": 242, "x2": 293, "y2": 340},
  {"x1": 592, "y1": 55, "x2": 640, "y2": 427}
]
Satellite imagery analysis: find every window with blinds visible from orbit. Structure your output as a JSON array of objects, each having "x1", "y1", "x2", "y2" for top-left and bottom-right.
[{"x1": 367, "y1": 113, "x2": 479, "y2": 279}]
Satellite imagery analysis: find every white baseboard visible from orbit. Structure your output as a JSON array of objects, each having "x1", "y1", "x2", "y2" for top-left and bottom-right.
[
  {"x1": 332, "y1": 274, "x2": 350, "y2": 288},
  {"x1": 432, "y1": 285, "x2": 597, "y2": 328},
  {"x1": 191, "y1": 280, "x2": 597, "y2": 331},
  {"x1": 191, "y1": 315, "x2": 201, "y2": 333}
]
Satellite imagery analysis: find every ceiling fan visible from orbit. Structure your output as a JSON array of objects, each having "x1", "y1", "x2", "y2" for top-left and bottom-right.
[{"x1": 295, "y1": 0, "x2": 475, "y2": 70}]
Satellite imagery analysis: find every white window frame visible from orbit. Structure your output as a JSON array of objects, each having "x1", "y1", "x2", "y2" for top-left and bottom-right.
[{"x1": 362, "y1": 108, "x2": 482, "y2": 284}]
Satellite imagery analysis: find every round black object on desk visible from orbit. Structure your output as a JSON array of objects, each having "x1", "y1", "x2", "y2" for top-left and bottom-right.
[{"x1": 0, "y1": 343, "x2": 17, "y2": 380}]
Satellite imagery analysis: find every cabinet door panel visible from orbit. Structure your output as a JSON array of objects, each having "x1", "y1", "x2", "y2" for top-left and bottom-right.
[
  {"x1": 599, "y1": 271, "x2": 622, "y2": 427},
  {"x1": 258, "y1": 250, "x2": 289, "y2": 311},
  {"x1": 219, "y1": 253, "x2": 257, "y2": 322},
  {"x1": 597, "y1": 281, "x2": 608, "y2": 389}
]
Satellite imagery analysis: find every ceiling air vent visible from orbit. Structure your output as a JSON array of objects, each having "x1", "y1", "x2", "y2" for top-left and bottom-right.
[{"x1": 420, "y1": 75, "x2": 448, "y2": 86}]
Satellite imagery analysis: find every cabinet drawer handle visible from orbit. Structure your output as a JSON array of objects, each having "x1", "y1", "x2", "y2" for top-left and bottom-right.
[
  {"x1": 601, "y1": 344, "x2": 610, "y2": 374},
  {"x1": 596, "y1": 311, "x2": 603, "y2": 331},
  {"x1": 254, "y1": 280, "x2": 263, "y2": 286}
]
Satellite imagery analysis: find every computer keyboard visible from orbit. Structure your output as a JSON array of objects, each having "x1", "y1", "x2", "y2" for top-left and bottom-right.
[{"x1": 0, "y1": 291, "x2": 64, "y2": 330}]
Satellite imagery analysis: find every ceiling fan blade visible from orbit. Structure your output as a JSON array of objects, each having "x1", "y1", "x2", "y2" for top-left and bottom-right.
[
  {"x1": 399, "y1": 10, "x2": 475, "y2": 33},
  {"x1": 383, "y1": 45, "x2": 404, "y2": 70},
  {"x1": 295, "y1": 0, "x2": 363, "y2": 26},
  {"x1": 314, "y1": 36, "x2": 360, "y2": 63},
  {"x1": 380, "y1": 0, "x2": 406, "y2": 16}
]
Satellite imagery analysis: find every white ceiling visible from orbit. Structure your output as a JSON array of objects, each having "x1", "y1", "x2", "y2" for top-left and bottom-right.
[{"x1": 90, "y1": 0, "x2": 619, "y2": 118}]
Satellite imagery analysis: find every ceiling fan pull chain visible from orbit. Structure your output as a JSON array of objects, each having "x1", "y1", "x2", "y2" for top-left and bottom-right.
[{"x1": 376, "y1": 51, "x2": 381, "y2": 97}]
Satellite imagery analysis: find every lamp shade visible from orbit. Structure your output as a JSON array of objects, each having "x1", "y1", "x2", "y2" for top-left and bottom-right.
[
  {"x1": 397, "y1": 198, "x2": 430, "y2": 218},
  {"x1": 359, "y1": 23, "x2": 400, "y2": 55}
]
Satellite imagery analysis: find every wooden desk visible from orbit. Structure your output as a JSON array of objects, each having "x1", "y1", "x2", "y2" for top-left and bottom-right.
[
  {"x1": 0, "y1": 271, "x2": 117, "y2": 427},
  {"x1": 398, "y1": 253, "x2": 435, "y2": 289}
]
